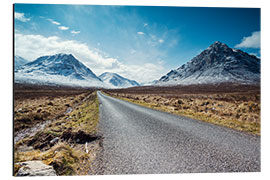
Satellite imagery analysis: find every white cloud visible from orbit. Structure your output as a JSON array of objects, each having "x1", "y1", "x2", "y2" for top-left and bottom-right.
[
  {"x1": 71, "y1": 30, "x2": 80, "y2": 34},
  {"x1": 157, "y1": 59, "x2": 165, "y2": 65},
  {"x1": 15, "y1": 12, "x2": 30, "y2": 22},
  {"x1": 107, "y1": 63, "x2": 165, "y2": 83},
  {"x1": 148, "y1": 34, "x2": 167, "y2": 46},
  {"x1": 47, "y1": 18, "x2": 72, "y2": 32},
  {"x1": 143, "y1": 23, "x2": 148, "y2": 27},
  {"x1": 235, "y1": 31, "x2": 260, "y2": 49},
  {"x1": 14, "y1": 33, "x2": 165, "y2": 82},
  {"x1": 15, "y1": 33, "x2": 117, "y2": 68},
  {"x1": 58, "y1": 26, "x2": 69, "y2": 30},
  {"x1": 159, "y1": 39, "x2": 164, "y2": 43},
  {"x1": 137, "y1": 32, "x2": 145, "y2": 35},
  {"x1": 48, "y1": 18, "x2": 60, "y2": 25}
]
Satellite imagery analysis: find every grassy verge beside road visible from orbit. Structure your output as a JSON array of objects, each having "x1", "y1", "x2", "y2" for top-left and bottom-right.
[
  {"x1": 14, "y1": 84, "x2": 101, "y2": 175},
  {"x1": 104, "y1": 83, "x2": 260, "y2": 135}
]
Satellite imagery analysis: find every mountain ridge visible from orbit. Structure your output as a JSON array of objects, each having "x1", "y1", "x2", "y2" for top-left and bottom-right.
[
  {"x1": 15, "y1": 55, "x2": 29, "y2": 70},
  {"x1": 15, "y1": 53, "x2": 104, "y2": 87},
  {"x1": 157, "y1": 41, "x2": 260, "y2": 86},
  {"x1": 99, "y1": 72, "x2": 140, "y2": 88},
  {"x1": 22, "y1": 53, "x2": 102, "y2": 81},
  {"x1": 14, "y1": 53, "x2": 140, "y2": 88}
]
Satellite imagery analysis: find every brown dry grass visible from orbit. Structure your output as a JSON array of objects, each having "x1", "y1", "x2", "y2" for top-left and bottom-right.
[
  {"x1": 14, "y1": 93, "x2": 89, "y2": 132},
  {"x1": 15, "y1": 142, "x2": 94, "y2": 175},
  {"x1": 14, "y1": 84, "x2": 100, "y2": 176},
  {"x1": 104, "y1": 84, "x2": 260, "y2": 135}
]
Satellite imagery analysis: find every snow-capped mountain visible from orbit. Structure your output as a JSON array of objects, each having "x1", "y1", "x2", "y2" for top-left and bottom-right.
[
  {"x1": 15, "y1": 55, "x2": 29, "y2": 70},
  {"x1": 157, "y1": 41, "x2": 260, "y2": 85},
  {"x1": 15, "y1": 53, "x2": 104, "y2": 87},
  {"x1": 99, "y1": 72, "x2": 140, "y2": 88}
]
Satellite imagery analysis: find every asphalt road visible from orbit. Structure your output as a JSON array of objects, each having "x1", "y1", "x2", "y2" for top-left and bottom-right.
[{"x1": 96, "y1": 91, "x2": 260, "y2": 174}]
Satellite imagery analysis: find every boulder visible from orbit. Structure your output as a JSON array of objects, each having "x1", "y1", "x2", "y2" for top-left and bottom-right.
[{"x1": 16, "y1": 161, "x2": 56, "y2": 176}]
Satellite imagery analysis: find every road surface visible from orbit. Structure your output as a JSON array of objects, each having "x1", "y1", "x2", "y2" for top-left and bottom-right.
[{"x1": 96, "y1": 91, "x2": 260, "y2": 174}]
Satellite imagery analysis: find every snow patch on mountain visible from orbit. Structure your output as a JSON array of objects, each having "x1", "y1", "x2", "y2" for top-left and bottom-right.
[
  {"x1": 99, "y1": 72, "x2": 140, "y2": 88},
  {"x1": 15, "y1": 72, "x2": 105, "y2": 87}
]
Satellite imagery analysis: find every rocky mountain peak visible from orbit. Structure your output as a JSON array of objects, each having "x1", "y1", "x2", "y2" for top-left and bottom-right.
[
  {"x1": 210, "y1": 41, "x2": 228, "y2": 48},
  {"x1": 204, "y1": 41, "x2": 232, "y2": 56},
  {"x1": 15, "y1": 53, "x2": 142, "y2": 88},
  {"x1": 158, "y1": 41, "x2": 260, "y2": 85},
  {"x1": 15, "y1": 53, "x2": 105, "y2": 87}
]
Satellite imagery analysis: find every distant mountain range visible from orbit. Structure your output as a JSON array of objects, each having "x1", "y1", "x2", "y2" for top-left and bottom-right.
[
  {"x1": 99, "y1": 72, "x2": 140, "y2": 88},
  {"x1": 14, "y1": 41, "x2": 260, "y2": 88},
  {"x1": 157, "y1": 41, "x2": 260, "y2": 85},
  {"x1": 15, "y1": 53, "x2": 139, "y2": 88}
]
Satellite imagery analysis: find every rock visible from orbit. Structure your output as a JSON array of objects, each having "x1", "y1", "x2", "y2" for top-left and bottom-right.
[
  {"x1": 16, "y1": 161, "x2": 56, "y2": 176},
  {"x1": 50, "y1": 137, "x2": 60, "y2": 145},
  {"x1": 65, "y1": 107, "x2": 73, "y2": 114}
]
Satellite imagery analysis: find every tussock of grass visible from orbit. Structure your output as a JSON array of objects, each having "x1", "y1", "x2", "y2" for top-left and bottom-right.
[{"x1": 15, "y1": 142, "x2": 89, "y2": 175}]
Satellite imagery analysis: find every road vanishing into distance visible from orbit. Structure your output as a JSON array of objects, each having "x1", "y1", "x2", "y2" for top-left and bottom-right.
[{"x1": 96, "y1": 91, "x2": 260, "y2": 174}]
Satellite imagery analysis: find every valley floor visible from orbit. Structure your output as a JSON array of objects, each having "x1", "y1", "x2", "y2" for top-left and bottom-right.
[
  {"x1": 13, "y1": 83, "x2": 260, "y2": 175},
  {"x1": 95, "y1": 91, "x2": 260, "y2": 174},
  {"x1": 14, "y1": 84, "x2": 102, "y2": 176},
  {"x1": 104, "y1": 83, "x2": 260, "y2": 135}
]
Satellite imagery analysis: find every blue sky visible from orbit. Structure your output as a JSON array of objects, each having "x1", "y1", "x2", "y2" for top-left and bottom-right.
[{"x1": 14, "y1": 4, "x2": 260, "y2": 83}]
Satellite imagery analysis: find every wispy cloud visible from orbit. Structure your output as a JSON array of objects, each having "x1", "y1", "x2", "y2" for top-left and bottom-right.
[
  {"x1": 58, "y1": 26, "x2": 69, "y2": 30},
  {"x1": 137, "y1": 32, "x2": 145, "y2": 35},
  {"x1": 235, "y1": 31, "x2": 260, "y2": 49},
  {"x1": 159, "y1": 39, "x2": 164, "y2": 43},
  {"x1": 143, "y1": 23, "x2": 148, "y2": 27},
  {"x1": 71, "y1": 30, "x2": 80, "y2": 34},
  {"x1": 47, "y1": 18, "x2": 72, "y2": 32},
  {"x1": 48, "y1": 18, "x2": 60, "y2": 25},
  {"x1": 15, "y1": 12, "x2": 30, "y2": 22}
]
